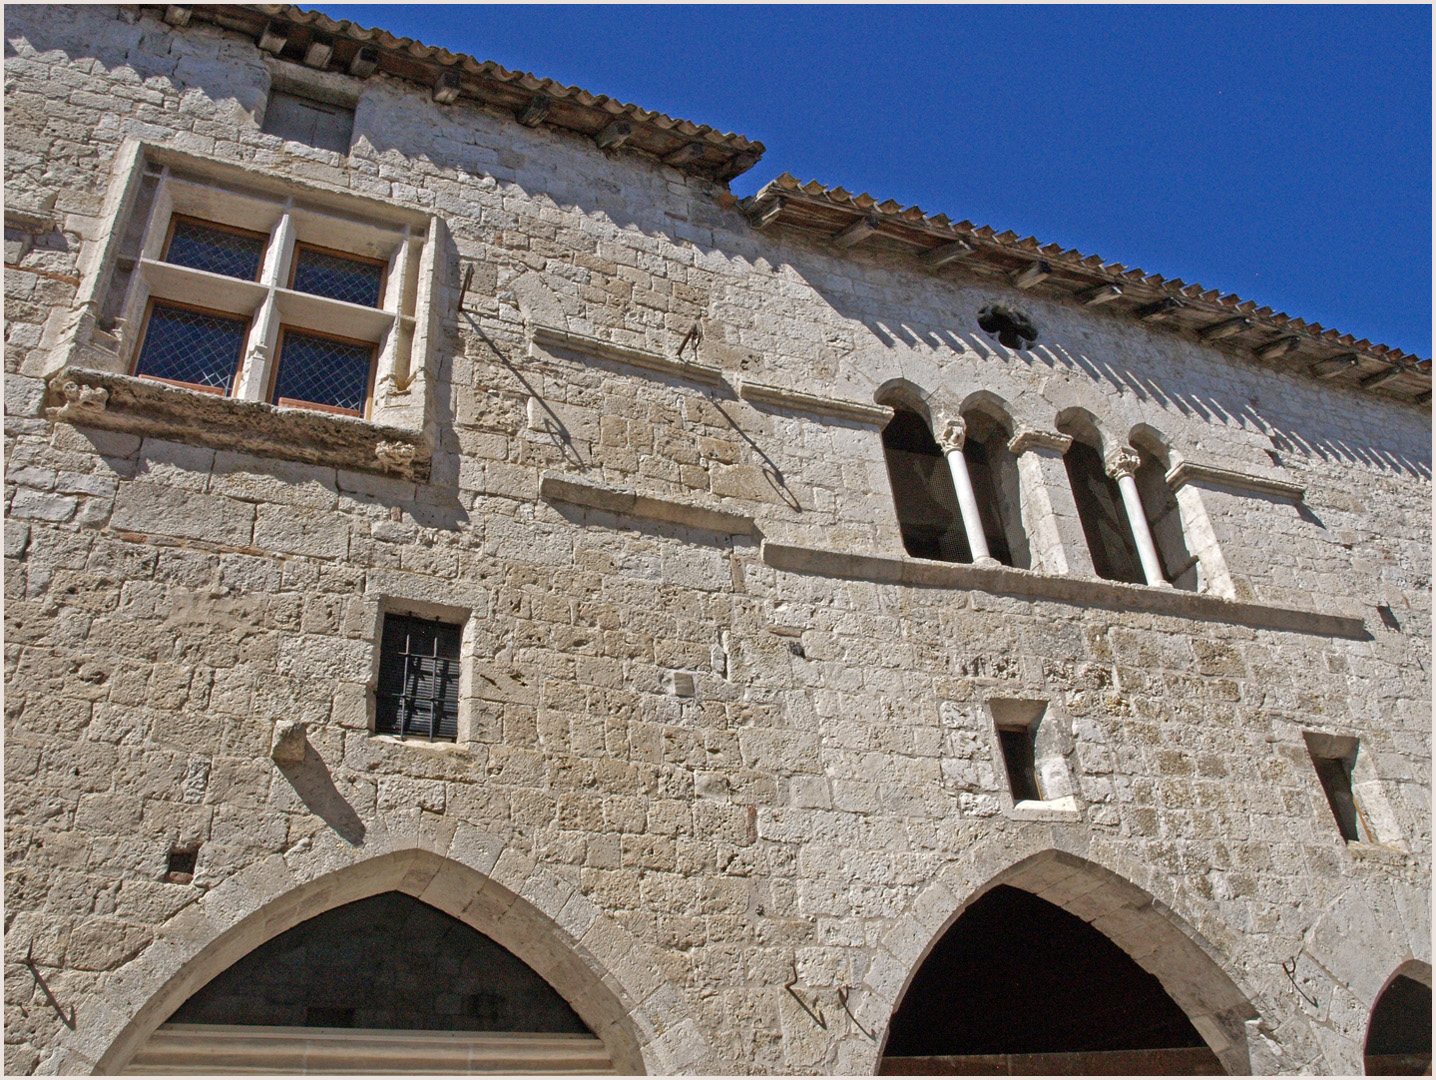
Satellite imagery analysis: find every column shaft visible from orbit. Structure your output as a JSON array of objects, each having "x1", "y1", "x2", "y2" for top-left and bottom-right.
[
  {"x1": 1116, "y1": 472, "x2": 1169, "y2": 587},
  {"x1": 944, "y1": 448, "x2": 992, "y2": 563}
]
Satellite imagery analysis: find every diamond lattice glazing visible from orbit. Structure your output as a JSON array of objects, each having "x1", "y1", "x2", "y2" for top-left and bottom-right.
[
  {"x1": 164, "y1": 219, "x2": 265, "y2": 280},
  {"x1": 291, "y1": 246, "x2": 384, "y2": 307},
  {"x1": 272, "y1": 331, "x2": 375, "y2": 414},
  {"x1": 135, "y1": 304, "x2": 247, "y2": 391}
]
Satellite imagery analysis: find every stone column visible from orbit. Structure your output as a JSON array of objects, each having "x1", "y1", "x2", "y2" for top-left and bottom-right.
[
  {"x1": 1105, "y1": 445, "x2": 1170, "y2": 588},
  {"x1": 936, "y1": 415, "x2": 997, "y2": 567},
  {"x1": 1007, "y1": 428, "x2": 1094, "y2": 577}
]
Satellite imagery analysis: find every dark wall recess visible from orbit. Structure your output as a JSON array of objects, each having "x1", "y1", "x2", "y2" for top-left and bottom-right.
[
  {"x1": 882, "y1": 885, "x2": 1217, "y2": 1072},
  {"x1": 976, "y1": 305, "x2": 1037, "y2": 349},
  {"x1": 168, "y1": 892, "x2": 592, "y2": 1034},
  {"x1": 1064, "y1": 440, "x2": 1145, "y2": 584},
  {"x1": 881, "y1": 409, "x2": 971, "y2": 563},
  {"x1": 1365, "y1": 975, "x2": 1432, "y2": 1075}
]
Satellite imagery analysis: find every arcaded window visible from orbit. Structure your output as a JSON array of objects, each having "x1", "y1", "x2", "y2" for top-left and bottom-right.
[
  {"x1": 1132, "y1": 443, "x2": 1199, "y2": 591},
  {"x1": 961, "y1": 411, "x2": 1025, "y2": 567},
  {"x1": 1063, "y1": 439, "x2": 1145, "y2": 584},
  {"x1": 882, "y1": 408, "x2": 970, "y2": 562}
]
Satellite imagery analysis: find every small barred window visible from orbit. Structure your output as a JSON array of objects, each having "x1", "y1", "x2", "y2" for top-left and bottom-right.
[{"x1": 376, "y1": 615, "x2": 461, "y2": 742}]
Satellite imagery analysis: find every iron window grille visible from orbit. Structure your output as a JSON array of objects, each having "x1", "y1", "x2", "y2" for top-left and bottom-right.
[
  {"x1": 375, "y1": 615, "x2": 462, "y2": 741},
  {"x1": 271, "y1": 327, "x2": 377, "y2": 417}
]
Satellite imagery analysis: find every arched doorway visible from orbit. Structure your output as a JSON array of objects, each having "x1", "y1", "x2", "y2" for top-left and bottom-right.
[
  {"x1": 1365, "y1": 972, "x2": 1432, "y2": 1076},
  {"x1": 122, "y1": 892, "x2": 615, "y2": 1074},
  {"x1": 880, "y1": 885, "x2": 1224, "y2": 1074}
]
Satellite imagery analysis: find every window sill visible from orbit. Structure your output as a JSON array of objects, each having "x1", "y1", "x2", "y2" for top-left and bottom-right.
[
  {"x1": 368, "y1": 734, "x2": 465, "y2": 752},
  {"x1": 1008, "y1": 797, "x2": 1082, "y2": 822},
  {"x1": 44, "y1": 366, "x2": 430, "y2": 481},
  {"x1": 760, "y1": 540, "x2": 1369, "y2": 639}
]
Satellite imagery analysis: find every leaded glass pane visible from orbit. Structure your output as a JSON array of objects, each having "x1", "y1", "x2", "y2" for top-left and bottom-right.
[
  {"x1": 165, "y1": 219, "x2": 265, "y2": 280},
  {"x1": 291, "y1": 246, "x2": 384, "y2": 307},
  {"x1": 273, "y1": 330, "x2": 374, "y2": 414},
  {"x1": 135, "y1": 304, "x2": 247, "y2": 392}
]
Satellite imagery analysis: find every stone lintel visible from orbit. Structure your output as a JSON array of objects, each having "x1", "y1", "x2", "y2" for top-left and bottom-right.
[
  {"x1": 1165, "y1": 460, "x2": 1305, "y2": 501},
  {"x1": 530, "y1": 326, "x2": 724, "y2": 386},
  {"x1": 735, "y1": 378, "x2": 893, "y2": 425},
  {"x1": 43, "y1": 367, "x2": 431, "y2": 481},
  {"x1": 540, "y1": 472, "x2": 755, "y2": 536},
  {"x1": 1008, "y1": 428, "x2": 1073, "y2": 456},
  {"x1": 760, "y1": 541, "x2": 1367, "y2": 639}
]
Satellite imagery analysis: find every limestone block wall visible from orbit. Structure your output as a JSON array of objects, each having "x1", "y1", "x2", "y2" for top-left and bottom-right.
[{"x1": 4, "y1": 5, "x2": 1430, "y2": 1076}]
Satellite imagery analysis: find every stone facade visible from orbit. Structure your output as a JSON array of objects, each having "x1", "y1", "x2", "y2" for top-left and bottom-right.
[{"x1": 4, "y1": 5, "x2": 1430, "y2": 1075}]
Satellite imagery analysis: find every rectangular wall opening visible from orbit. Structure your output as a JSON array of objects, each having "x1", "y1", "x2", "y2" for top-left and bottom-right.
[
  {"x1": 997, "y1": 725, "x2": 1042, "y2": 803},
  {"x1": 1303, "y1": 732, "x2": 1371, "y2": 843}
]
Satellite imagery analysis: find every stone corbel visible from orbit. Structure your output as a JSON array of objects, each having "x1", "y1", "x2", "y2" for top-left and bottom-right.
[
  {"x1": 1007, "y1": 427, "x2": 1072, "y2": 456},
  {"x1": 1104, "y1": 445, "x2": 1141, "y2": 480},
  {"x1": 45, "y1": 378, "x2": 109, "y2": 423},
  {"x1": 375, "y1": 440, "x2": 418, "y2": 479}
]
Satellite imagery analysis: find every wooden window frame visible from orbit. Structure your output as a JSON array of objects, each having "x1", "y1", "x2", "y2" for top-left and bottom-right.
[
  {"x1": 161, "y1": 214, "x2": 268, "y2": 282},
  {"x1": 287, "y1": 240, "x2": 388, "y2": 308},
  {"x1": 268, "y1": 324, "x2": 379, "y2": 419},
  {"x1": 130, "y1": 297, "x2": 250, "y2": 396}
]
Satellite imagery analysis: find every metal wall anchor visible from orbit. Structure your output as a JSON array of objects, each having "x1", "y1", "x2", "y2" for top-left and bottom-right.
[
  {"x1": 838, "y1": 986, "x2": 877, "y2": 1041},
  {"x1": 785, "y1": 964, "x2": 827, "y2": 1029},
  {"x1": 25, "y1": 943, "x2": 75, "y2": 1029}
]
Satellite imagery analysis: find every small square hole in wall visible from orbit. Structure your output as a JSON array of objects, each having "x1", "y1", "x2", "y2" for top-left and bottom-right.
[
  {"x1": 1304, "y1": 732, "x2": 1372, "y2": 843},
  {"x1": 997, "y1": 725, "x2": 1042, "y2": 802},
  {"x1": 165, "y1": 846, "x2": 198, "y2": 884}
]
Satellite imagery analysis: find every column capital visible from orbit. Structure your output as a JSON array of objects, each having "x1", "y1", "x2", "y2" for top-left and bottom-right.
[
  {"x1": 1104, "y1": 445, "x2": 1141, "y2": 480},
  {"x1": 1007, "y1": 427, "x2": 1072, "y2": 456},
  {"x1": 935, "y1": 414, "x2": 967, "y2": 453}
]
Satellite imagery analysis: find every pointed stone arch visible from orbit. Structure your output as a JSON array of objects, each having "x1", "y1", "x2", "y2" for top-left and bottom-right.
[
  {"x1": 865, "y1": 848, "x2": 1259, "y2": 1075},
  {"x1": 66, "y1": 830, "x2": 707, "y2": 1076}
]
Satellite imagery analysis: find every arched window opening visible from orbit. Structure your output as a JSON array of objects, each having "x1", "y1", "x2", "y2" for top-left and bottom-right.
[
  {"x1": 1364, "y1": 975, "x2": 1432, "y2": 1075},
  {"x1": 126, "y1": 892, "x2": 611, "y2": 1074},
  {"x1": 961, "y1": 411, "x2": 1025, "y2": 567},
  {"x1": 1132, "y1": 443, "x2": 1200, "y2": 591},
  {"x1": 882, "y1": 408, "x2": 971, "y2": 563},
  {"x1": 1062, "y1": 438, "x2": 1146, "y2": 585},
  {"x1": 880, "y1": 885, "x2": 1224, "y2": 1075}
]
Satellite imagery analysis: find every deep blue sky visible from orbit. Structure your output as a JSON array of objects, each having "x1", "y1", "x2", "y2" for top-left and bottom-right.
[{"x1": 311, "y1": 5, "x2": 1432, "y2": 358}]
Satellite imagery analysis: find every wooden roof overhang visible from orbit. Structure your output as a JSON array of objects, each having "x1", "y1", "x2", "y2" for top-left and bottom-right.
[
  {"x1": 740, "y1": 176, "x2": 1431, "y2": 406},
  {"x1": 150, "y1": 4, "x2": 765, "y2": 184}
]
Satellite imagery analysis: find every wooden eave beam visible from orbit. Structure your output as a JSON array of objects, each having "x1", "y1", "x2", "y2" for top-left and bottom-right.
[
  {"x1": 516, "y1": 94, "x2": 552, "y2": 128},
  {"x1": 1360, "y1": 363, "x2": 1408, "y2": 390},
  {"x1": 832, "y1": 215, "x2": 882, "y2": 249},
  {"x1": 1077, "y1": 282, "x2": 1124, "y2": 306},
  {"x1": 918, "y1": 240, "x2": 975, "y2": 268},
  {"x1": 1254, "y1": 336, "x2": 1300, "y2": 361},
  {"x1": 1310, "y1": 353, "x2": 1360, "y2": 379},
  {"x1": 1198, "y1": 316, "x2": 1253, "y2": 341},
  {"x1": 1011, "y1": 260, "x2": 1052, "y2": 290}
]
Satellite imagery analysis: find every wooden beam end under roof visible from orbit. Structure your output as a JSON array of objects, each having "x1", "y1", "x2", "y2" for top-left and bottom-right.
[
  {"x1": 1077, "y1": 282, "x2": 1124, "y2": 306},
  {"x1": 1360, "y1": 363, "x2": 1408, "y2": 390},
  {"x1": 1310, "y1": 353, "x2": 1360, "y2": 379},
  {"x1": 832, "y1": 215, "x2": 882, "y2": 249},
  {"x1": 1011, "y1": 260, "x2": 1052, "y2": 290},
  {"x1": 917, "y1": 239, "x2": 975, "y2": 268},
  {"x1": 1198, "y1": 316, "x2": 1253, "y2": 342},
  {"x1": 257, "y1": 20, "x2": 287, "y2": 55},
  {"x1": 163, "y1": 5, "x2": 192, "y2": 26},
  {"x1": 517, "y1": 94, "x2": 552, "y2": 128},
  {"x1": 1416, "y1": 390, "x2": 1431, "y2": 406},
  {"x1": 348, "y1": 46, "x2": 380, "y2": 78},
  {"x1": 1254, "y1": 336, "x2": 1300, "y2": 361},
  {"x1": 663, "y1": 141, "x2": 707, "y2": 167},
  {"x1": 1138, "y1": 297, "x2": 1185, "y2": 323},
  {"x1": 432, "y1": 70, "x2": 462, "y2": 105},
  {"x1": 303, "y1": 38, "x2": 333, "y2": 69},
  {"x1": 748, "y1": 196, "x2": 785, "y2": 230},
  {"x1": 594, "y1": 120, "x2": 633, "y2": 150}
]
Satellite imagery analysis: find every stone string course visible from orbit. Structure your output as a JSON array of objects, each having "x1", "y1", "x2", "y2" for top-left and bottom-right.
[{"x1": 4, "y1": 6, "x2": 1430, "y2": 1076}]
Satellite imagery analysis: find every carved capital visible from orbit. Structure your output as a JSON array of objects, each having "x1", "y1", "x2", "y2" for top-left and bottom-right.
[
  {"x1": 1104, "y1": 445, "x2": 1141, "y2": 480},
  {"x1": 375, "y1": 440, "x2": 418, "y2": 479},
  {"x1": 934, "y1": 414, "x2": 967, "y2": 453},
  {"x1": 1007, "y1": 427, "x2": 1072, "y2": 456},
  {"x1": 45, "y1": 379, "x2": 109, "y2": 423}
]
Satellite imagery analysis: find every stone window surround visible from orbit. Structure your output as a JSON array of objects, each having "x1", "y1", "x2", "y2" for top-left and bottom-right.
[
  {"x1": 1301, "y1": 730, "x2": 1409, "y2": 853},
  {"x1": 985, "y1": 698, "x2": 1082, "y2": 823},
  {"x1": 33, "y1": 139, "x2": 442, "y2": 473},
  {"x1": 366, "y1": 596, "x2": 480, "y2": 749}
]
